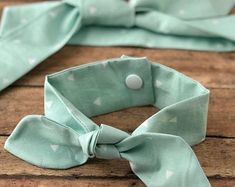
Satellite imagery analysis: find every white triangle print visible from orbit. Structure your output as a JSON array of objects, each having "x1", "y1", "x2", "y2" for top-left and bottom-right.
[
  {"x1": 101, "y1": 61, "x2": 107, "y2": 67},
  {"x1": 28, "y1": 58, "x2": 37, "y2": 65},
  {"x1": 155, "y1": 80, "x2": 162, "y2": 87},
  {"x1": 169, "y1": 117, "x2": 177, "y2": 123},
  {"x1": 67, "y1": 74, "x2": 75, "y2": 81},
  {"x1": 49, "y1": 11, "x2": 57, "y2": 18},
  {"x1": 46, "y1": 101, "x2": 53, "y2": 109},
  {"x1": 94, "y1": 97, "x2": 101, "y2": 106},
  {"x1": 166, "y1": 170, "x2": 174, "y2": 179},
  {"x1": 50, "y1": 144, "x2": 59, "y2": 152},
  {"x1": 2, "y1": 78, "x2": 10, "y2": 85}
]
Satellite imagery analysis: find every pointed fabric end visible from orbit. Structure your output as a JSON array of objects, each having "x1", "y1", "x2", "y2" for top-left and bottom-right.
[{"x1": 4, "y1": 115, "x2": 88, "y2": 169}]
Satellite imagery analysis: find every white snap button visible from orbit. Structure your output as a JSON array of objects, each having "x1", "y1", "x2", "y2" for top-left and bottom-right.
[{"x1": 125, "y1": 74, "x2": 143, "y2": 90}]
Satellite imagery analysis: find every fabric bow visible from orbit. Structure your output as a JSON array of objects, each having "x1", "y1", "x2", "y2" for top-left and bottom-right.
[
  {"x1": 0, "y1": 0, "x2": 235, "y2": 91},
  {"x1": 5, "y1": 56, "x2": 211, "y2": 186}
]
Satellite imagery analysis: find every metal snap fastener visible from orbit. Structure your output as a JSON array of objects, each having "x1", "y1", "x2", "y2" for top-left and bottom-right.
[{"x1": 125, "y1": 74, "x2": 143, "y2": 90}]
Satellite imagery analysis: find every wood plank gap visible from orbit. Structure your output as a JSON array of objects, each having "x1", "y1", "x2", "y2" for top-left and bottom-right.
[
  {"x1": 8, "y1": 84, "x2": 235, "y2": 90},
  {"x1": 206, "y1": 135, "x2": 235, "y2": 139},
  {"x1": 10, "y1": 85, "x2": 43, "y2": 88},
  {"x1": 0, "y1": 174, "x2": 234, "y2": 180},
  {"x1": 0, "y1": 177, "x2": 234, "y2": 187},
  {"x1": 0, "y1": 174, "x2": 139, "y2": 180},
  {"x1": 0, "y1": 134, "x2": 9, "y2": 137}
]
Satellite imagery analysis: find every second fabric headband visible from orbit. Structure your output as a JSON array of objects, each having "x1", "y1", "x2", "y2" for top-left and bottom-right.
[{"x1": 0, "y1": 0, "x2": 235, "y2": 91}]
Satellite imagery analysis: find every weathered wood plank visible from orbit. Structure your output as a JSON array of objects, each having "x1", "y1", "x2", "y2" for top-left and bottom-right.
[
  {"x1": 0, "y1": 87, "x2": 234, "y2": 137},
  {"x1": 0, "y1": 177, "x2": 234, "y2": 187},
  {"x1": 13, "y1": 46, "x2": 235, "y2": 89},
  {"x1": 0, "y1": 1, "x2": 234, "y2": 186},
  {"x1": 0, "y1": 0, "x2": 41, "y2": 11},
  {"x1": 208, "y1": 88, "x2": 235, "y2": 138},
  {"x1": 210, "y1": 179, "x2": 235, "y2": 187},
  {"x1": 0, "y1": 178, "x2": 146, "y2": 187},
  {"x1": 0, "y1": 137, "x2": 234, "y2": 178}
]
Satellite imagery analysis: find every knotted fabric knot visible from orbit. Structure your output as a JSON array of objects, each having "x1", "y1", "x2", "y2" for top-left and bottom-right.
[
  {"x1": 65, "y1": 0, "x2": 135, "y2": 27},
  {"x1": 78, "y1": 124, "x2": 130, "y2": 159}
]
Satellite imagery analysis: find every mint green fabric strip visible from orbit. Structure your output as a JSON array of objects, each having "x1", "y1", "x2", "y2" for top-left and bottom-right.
[
  {"x1": 0, "y1": 0, "x2": 235, "y2": 91},
  {"x1": 5, "y1": 56, "x2": 210, "y2": 186}
]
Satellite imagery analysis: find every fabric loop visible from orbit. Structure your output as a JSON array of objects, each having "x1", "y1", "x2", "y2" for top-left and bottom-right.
[
  {"x1": 78, "y1": 130, "x2": 99, "y2": 158},
  {"x1": 65, "y1": 0, "x2": 135, "y2": 27}
]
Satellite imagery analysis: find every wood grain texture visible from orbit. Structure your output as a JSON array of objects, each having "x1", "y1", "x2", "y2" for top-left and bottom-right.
[
  {"x1": 0, "y1": 178, "x2": 234, "y2": 187},
  {"x1": 0, "y1": 0, "x2": 235, "y2": 186},
  {"x1": 0, "y1": 87, "x2": 234, "y2": 137}
]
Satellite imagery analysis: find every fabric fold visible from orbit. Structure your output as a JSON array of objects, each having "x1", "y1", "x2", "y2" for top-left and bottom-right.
[{"x1": 118, "y1": 133, "x2": 210, "y2": 187}]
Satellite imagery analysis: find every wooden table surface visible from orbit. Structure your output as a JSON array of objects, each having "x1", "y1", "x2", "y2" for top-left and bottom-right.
[{"x1": 0, "y1": 1, "x2": 235, "y2": 186}]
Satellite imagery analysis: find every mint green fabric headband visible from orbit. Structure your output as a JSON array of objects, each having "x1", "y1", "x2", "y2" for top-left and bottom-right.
[
  {"x1": 5, "y1": 56, "x2": 210, "y2": 186},
  {"x1": 0, "y1": 0, "x2": 235, "y2": 91}
]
